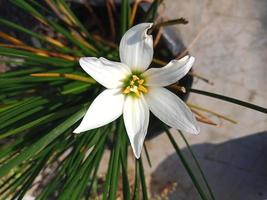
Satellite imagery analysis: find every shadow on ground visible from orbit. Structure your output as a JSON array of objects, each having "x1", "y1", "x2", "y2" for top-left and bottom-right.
[{"x1": 150, "y1": 131, "x2": 267, "y2": 200}]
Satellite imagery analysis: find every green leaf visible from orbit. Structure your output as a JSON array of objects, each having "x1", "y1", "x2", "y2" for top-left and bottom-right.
[
  {"x1": 164, "y1": 125, "x2": 210, "y2": 200},
  {"x1": 144, "y1": 0, "x2": 163, "y2": 22},
  {"x1": 57, "y1": 0, "x2": 93, "y2": 40},
  {"x1": 102, "y1": 145, "x2": 115, "y2": 200},
  {"x1": 120, "y1": 127, "x2": 130, "y2": 199},
  {"x1": 10, "y1": 0, "x2": 47, "y2": 23},
  {"x1": 120, "y1": 0, "x2": 130, "y2": 36},
  {"x1": 179, "y1": 131, "x2": 215, "y2": 200},
  {"x1": 144, "y1": 142, "x2": 152, "y2": 167},
  {"x1": 108, "y1": 119, "x2": 123, "y2": 200},
  {"x1": 47, "y1": 20, "x2": 97, "y2": 56},
  {"x1": 133, "y1": 159, "x2": 140, "y2": 200},
  {"x1": 189, "y1": 88, "x2": 267, "y2": 114},
  {"x1": 0, "y1": 47, "x2": 75, "y2": 67},
  {"x1": 138, "y1": 158, "x2": 148, "y2": 200},
  {"x1": 0, "y1": 108, "x2": 85, "y2": 178},
  {"x1": 0, "y1": 106, "x2": 81, "y2": 140}
]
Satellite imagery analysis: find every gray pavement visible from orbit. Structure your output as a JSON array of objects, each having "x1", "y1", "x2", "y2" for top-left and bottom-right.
[{"x1": 144, "y1": 0, "x2": 267, "y2": 199}]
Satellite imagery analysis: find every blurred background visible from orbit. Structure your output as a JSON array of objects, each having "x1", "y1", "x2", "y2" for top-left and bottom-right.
[{"x1": 1, "y1": 0, "x2": 267, "y2": 199}]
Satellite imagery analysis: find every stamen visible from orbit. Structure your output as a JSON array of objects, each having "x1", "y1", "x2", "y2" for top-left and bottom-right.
[
  {"x1": 130, "y1": 80, "x2": 135, "y2": 85},
  {"x1": 130, "y1": 86, "x2": 140, "y2": 97},
  {"x1": 132, "y1": 75, "x2": 139, "y2": 81},
  {"x1": 122, "y1": 75, "x2": 147, "y2": 97},
  {"x1": 138, "y1": 85, "x2": 148, "y2": 93},
  {"x1": 123, "y1": 86, "x2": 131, "y2": 94},
  {"x1": 138, "y1": 79, "x2": 144, "y2": 85}
]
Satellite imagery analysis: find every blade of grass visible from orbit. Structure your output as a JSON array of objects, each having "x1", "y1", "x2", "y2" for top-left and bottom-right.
[
  {"x1": 14, "y1": 149, "x2": 52, "y2": 200},
  {"x1": 30, "y1": 73, "x2": 96, "y2": 84},
  {"x1": 143, "y1": 0, "x2": 163, "y2": 22},
  {"x1": 56, "y1": 0, "x2": 93, "y2": 39},
  {"x1": 133, "y1": 159, "x2": 140, "y2": 200},
  {"x1": 108, "y1": 119, "x2": 123, "y2": 200},
  {"x1": 0, "y1": 18, "x2": 74, "y2": 54},
  {"x1": 179, "y1": 131, "x2": 215, "y2": 200},
  {"x1": 0, "y1": 105, "x2": 81, "y2": 139},
  {"x1": 138, "y1": 157, "x2": 148, "y2": 200},
  {"x1": 0, "y1": 46, "x2": 75, "y2": 67},
  {"x1": 120, "y1": 0, "x2": 129, "y2": 36},
  {"x1": 0, "y1": 31, "x2": 25, "y2": 45},
  {"x1": 120, "y1": 125, "x2": 130, "y2": 200},
  {"x1": 0, "y1": 108, "x2": 85, "y2": 178},
  {"x1": 47, "y1": 20, "x2": 97, "y2": 56},
  {"x1": 163, "y1": 125, "x2": 209, "y2": 200},
  {"x1": 102, "y1": 147, "x2": 115, "y2": 200},
  {"x1": 10, "y1": 0, "x2": 47, "y2": 24},
  {"x1": 143, "y1": 142, "x2": 152, "y2": 167},
  {"x1": 189, "y1": 88, "x2": 267, "y2": 114}
]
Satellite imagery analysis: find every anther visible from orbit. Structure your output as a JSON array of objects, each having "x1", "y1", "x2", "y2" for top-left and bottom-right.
[
  {"x1": 138, "y1": 85, "x2": 148, "y2": 93},
  {"x1": 132, "y1": 75, "x2": 139, "y2": 81}
]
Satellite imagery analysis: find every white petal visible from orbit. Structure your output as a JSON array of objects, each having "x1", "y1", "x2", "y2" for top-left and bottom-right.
[
  {"x1": 143, "y1": 56, "x2": 195, "y2": 87},
  {"x1": 123, "y1": 95, "x2": 149, "y2": 158},
  {"x1": 79, "y1": 57, "x2": 131, "y2": 88},
  {"x1": 145, "y1": 87, "x2": 200, "y2": 134},
  {"x1": 74, "y1": 89, "x2": 124, "y2": 133},
  {"x1": 119, "y1": 23, "x2": 153, "y2": 72}
]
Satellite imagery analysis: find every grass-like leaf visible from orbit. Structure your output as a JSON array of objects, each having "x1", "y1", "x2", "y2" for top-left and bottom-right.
[
  {"x1": 190, "y1": 88, "x2": 267, "y2": 113},
  {"x1": 164, "y1": 125, "x2": 210, "y2": 200},
  {"x1": 179, "y1": 131, "x2": 215, "y2": 200},
  {"x1": 0, "y1": 108, "x2": 85, "y2": 178}
]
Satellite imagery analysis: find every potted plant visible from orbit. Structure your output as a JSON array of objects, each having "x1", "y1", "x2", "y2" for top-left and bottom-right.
[{"x1": 0, "y1": 1, "x2": 266, "y2": 199}]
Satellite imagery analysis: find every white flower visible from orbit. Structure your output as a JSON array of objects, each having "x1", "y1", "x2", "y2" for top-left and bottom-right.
[{"x1": 74, "y1": 23, "x2": 200, "y2": 158}]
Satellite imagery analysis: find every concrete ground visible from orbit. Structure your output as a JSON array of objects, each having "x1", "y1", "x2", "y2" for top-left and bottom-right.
[{"x1": 143, "y1": 0, "x2": 267, "y2": 199}]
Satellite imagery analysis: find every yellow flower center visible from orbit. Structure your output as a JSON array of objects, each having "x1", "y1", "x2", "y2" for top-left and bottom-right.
[{"x1": 122, "y1": 74, "x2": 148, "y2": 97}]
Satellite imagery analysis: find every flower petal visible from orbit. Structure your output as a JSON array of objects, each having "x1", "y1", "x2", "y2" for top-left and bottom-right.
[
  {"x1": 119, "y1": 23, "x2": 153, "y2": 72},
  {"x1": 123, "y1": 95, "x2": 149, "y2": 158},
  {"x1": 145, "y1": 87, "x2": 200, "y2": 134},
  {"x1": 143, "y1": 56, "x2": 195, "y2": 87},
  {"x1": 79, "y1": 57, "x2": 131, "y2": 88},
  {"x1": 74, "y1": 89, "x2": 124, "y2": 133}
]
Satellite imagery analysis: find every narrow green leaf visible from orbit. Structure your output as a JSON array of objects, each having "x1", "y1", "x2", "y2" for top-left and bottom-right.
[
  {"x1": 10, "y1": 0, "x2": 47, "y2": 23},
  {"x1": 0, "y1": 18, "x2": 79, "y2": 55},
  {"x1": 120, "y1": 129, "x2": 130, "y2": 199},
  {"x1": 138, "y1": 158, "x2": 148, "y2": 200},
  {"x1": 0, "y1": 108, "x2": 85, "y2": 178},
  {"x1": 133, "y1": 159, "x2": 140, "y2": 200},
  {"x1": 144, "y1": 0, "x2": 163, "y2": 22},
  {"x1": 47, "y1": 20, "x2": 97, "y2": 56},
  {"x1": 0, "y1": 106, "x2": 80, "y2": 139},
  {"x1": 14, "y1": 150, "x2": 52, "y2": 200},
  {"x1": 108, "y1": 119, "x2": 123, "y2": 200},
  {"x1": 179, "y1": 131, "x2": 215, "y2": 200},
  {"x1": 144, "y1": 142, "x2": 152, "y2": 167},
  {"x1": 120, "y1": 0, "x2": 129, "y2": 36},
  {"x1": 0, "y1": 47, "x2": 75, "y2": 67},
  {"x1": 102, "y1": 146, "x2": 115, "y2": 200},
  {"x1": 189, "y1": 88, "x2": 267, "y2": 114},
  {"x1": 164, "y1": 125, "x2": 209, "y2": 200},
  {"x1": 57, "y1": 0, "x2": 93, "y2": 39}
]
